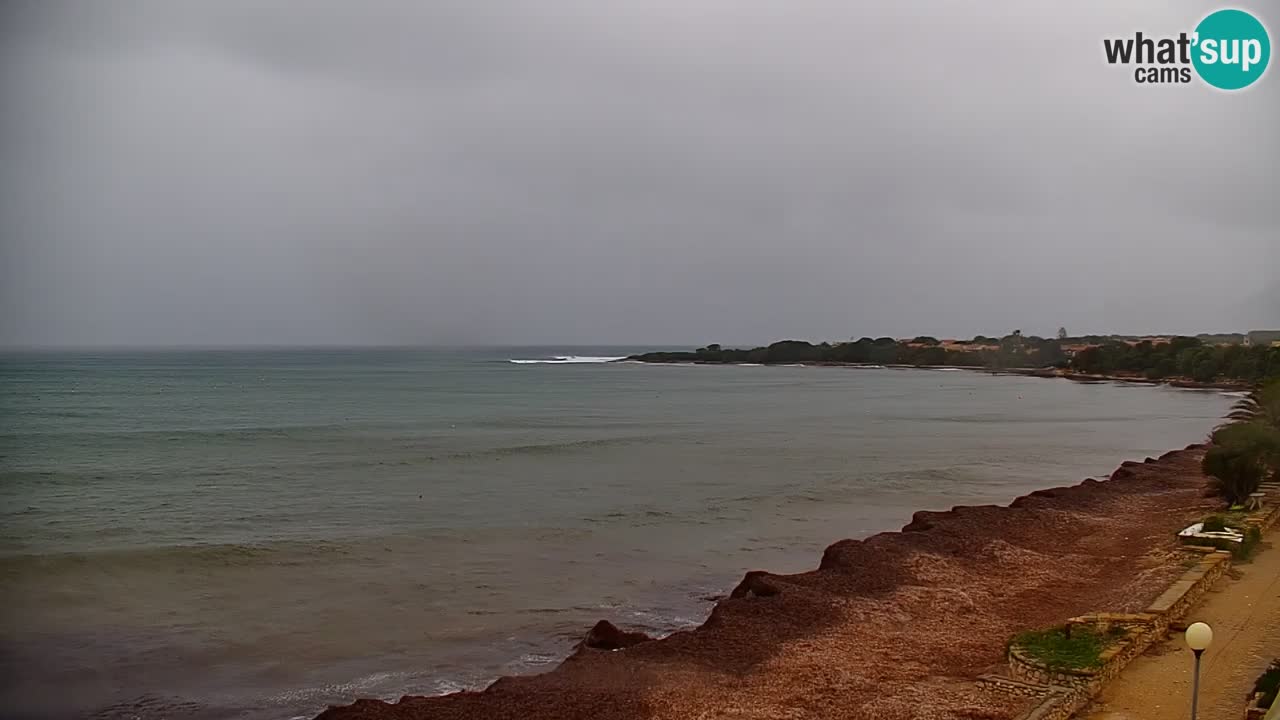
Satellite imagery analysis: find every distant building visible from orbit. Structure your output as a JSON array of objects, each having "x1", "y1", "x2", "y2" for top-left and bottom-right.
[
  {"x1": 1060, "y1": 343, "x2": 1097, "y2": 356},
  {"x1": 1245, "y1": 330, "x2": 1280, "y2": 347}
]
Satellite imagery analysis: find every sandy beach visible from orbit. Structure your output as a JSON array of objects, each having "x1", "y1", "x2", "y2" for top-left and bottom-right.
[{"x1": 318, "y1": 445, "x2": 1226, "y2": 720}]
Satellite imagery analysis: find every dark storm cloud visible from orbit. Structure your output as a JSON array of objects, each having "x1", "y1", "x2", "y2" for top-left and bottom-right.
[{"x1": 1, "y1": 0, "x2": 1276, "y2": 347}]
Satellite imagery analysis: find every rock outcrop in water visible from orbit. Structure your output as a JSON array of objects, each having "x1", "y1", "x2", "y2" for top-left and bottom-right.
[
  {"x1": 315, "y1": 445, "x2": 1216, "y2": 720},
  {"x1": 577, "y1": 620, "x2": 652, "y2": 651}
]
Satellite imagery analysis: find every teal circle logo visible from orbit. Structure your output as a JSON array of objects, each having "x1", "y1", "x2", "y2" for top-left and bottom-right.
[{"x1": 1192, "y1": 9, "x2": 1270, "y2": 90}]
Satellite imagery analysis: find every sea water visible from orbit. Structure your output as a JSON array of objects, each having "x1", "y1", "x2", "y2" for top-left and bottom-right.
[{"x1": 0, "y1": 348, "x2": 1231, "y2": 719}]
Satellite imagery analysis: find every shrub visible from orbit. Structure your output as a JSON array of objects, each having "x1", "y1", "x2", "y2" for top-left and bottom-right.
[
  {"x1": 1240, "y1": 526, "x2": 1263, "y2": 560},
  {"x1": 1202, "y1": 440, "x2": 1268, "y2": 505},
  {"x1": 1254, "y1": 662, "x2": 1280, "y2": 709},
  {"x1": 1201, "y1": 515, "x2": 1228, "y2": 533}
]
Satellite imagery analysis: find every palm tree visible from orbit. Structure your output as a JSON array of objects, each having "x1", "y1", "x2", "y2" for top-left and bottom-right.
[
  {"x1": 1222, "y1": 379, "x2": 1280, "y2": 427},
  {"x1": 1204, "y1": 379, "x2": 1280, "y2": 504}
]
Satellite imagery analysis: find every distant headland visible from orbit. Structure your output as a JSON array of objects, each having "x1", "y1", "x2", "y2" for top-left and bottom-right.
[{"x1": 625, "y1": 330, "x2": 1280, "y2": 388}]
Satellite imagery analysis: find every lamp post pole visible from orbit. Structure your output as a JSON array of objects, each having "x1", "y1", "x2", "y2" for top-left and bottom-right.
[
  {"x1": 1185, "y1": 622, "x2": 1213, "y2": 720},
  {"x1": 1190, "y1": 648, "x2": 1203, "y2": 720}
]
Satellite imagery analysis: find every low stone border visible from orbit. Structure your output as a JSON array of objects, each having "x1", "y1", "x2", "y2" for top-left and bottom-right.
[
  {"x1": 977, "y1": 674, "x2": 1051, "y2": 702},
  {"x1": 1007, "y1": 614, "x2": 1157, "y2": 690},
  {"x1": 1145, "y1": 551, "x2": 1232, "y2": 628},
  {"x1": 1013, "y1": 688, "x2": 1077, "y2": 720},
  {"x1": 987, "y1": 481, "x2": 1279, "y2": 720}
]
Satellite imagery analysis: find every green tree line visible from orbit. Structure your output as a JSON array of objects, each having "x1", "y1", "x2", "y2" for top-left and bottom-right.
[
  {"x1": 1071, "y1": 337, "x2": 1280, "y2": 383},
  {"x1": 631, "y1": 334, "x2": 1280, "y2": 384},
  {"x1": 631, "y1": 333, "x2": 1068, "y2": 369}
]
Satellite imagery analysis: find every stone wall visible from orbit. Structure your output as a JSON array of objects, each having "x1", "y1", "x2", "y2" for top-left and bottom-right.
[
  {"x1": 1143, "y1": 551, "x2": 1231, "y2": 632},
  {"x1": 1248, "y1": 483, "x2": 1280, "y2": 533},
  {"x1": 1014, "y1": 689, "x2": 1084, "y2": 720},
  {"x1": 977, "y1": 675, "x2": 1050, "y2": 701}
]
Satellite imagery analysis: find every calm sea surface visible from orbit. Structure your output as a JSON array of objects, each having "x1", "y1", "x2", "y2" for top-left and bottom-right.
[{"x1": 0, "y1": 348, "x2": 1232, "y2": 719}]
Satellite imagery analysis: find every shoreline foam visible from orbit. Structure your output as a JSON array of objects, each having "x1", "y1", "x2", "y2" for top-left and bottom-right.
[{"x1": 316, "y1": 445, "x2": 1221, "y2": 720}]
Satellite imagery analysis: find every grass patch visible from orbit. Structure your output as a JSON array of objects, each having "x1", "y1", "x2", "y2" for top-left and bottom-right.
[{"x1": 1011, "y1": 625, "x2": 1125, "y2": 671}]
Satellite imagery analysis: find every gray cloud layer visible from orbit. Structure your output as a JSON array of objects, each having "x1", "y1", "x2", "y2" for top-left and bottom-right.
[{"x1": 1, "y1": 0, "x2": 1277, "y2": 347}]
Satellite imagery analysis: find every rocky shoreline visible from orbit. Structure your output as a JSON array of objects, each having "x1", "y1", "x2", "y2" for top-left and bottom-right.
[
  {"x1": 1010, "y1": 367, "x2": 1252, "y2": 391},
  {"x1": 620, "y1": 357, "x2": 1253, "y2": 391},
  {"x1": 317, "y1": 445, "x2": 1222, "y2": 720}
]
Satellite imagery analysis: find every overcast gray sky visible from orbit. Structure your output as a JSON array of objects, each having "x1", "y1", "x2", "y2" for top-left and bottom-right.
[{"x1": 1, "y1": 1, "x2": 1276, "y2": 348}]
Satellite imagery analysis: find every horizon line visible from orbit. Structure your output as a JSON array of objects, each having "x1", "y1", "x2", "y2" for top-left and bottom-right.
[{"x1": 0, "y1": 329, "x2": 1266, "y2": 353}]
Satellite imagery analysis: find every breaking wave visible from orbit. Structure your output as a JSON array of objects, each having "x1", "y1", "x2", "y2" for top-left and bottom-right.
[{"x1": 509, "y1": 356, "x2": 626, "y2": 364}]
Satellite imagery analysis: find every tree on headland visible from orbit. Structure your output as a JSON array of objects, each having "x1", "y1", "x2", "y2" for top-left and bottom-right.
[
  {"x1": 625, "y1": 335, "x2": 1280, "y2": 382},
  {"x1": 1058, "y1": 327, "x2": 1068, "y2": 340}
]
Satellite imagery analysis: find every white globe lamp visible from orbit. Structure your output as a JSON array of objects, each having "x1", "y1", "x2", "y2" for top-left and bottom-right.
[
  {"x1": 1185, "y1": 621, "x2": 1213, "y2": 651},
  {"x1": 1184, "y1": 622, "x2": 1213, "y2": 720}
]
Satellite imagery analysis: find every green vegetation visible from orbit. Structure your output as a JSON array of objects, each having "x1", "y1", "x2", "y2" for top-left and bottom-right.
[
  {"x1": 1241, "y1": 526, "x2": 1264, "y2": 559},
  {"x1": 1072, "y1": 337, "x2": 1280, "y2": 383},
  {"x1": 1253, "y1": 662, "x2": 1280, "y2": 709},
  {"x1": 1225, "y1": 380, "x2": 1280, "y2": 427},
  {"x1": 634, "y1": 331, "x2": 1069, "y2": 369},
  {"x1": 1202, "y1": 380, "x2": 1280, "y2": 505},
  {"x1": 631, "y1": 333, "x2": 1280, "y2": 384},
  {"x1": 1201, "y1": 515, "x2": 1228, "y2": 533},
  {"x1": 1011, "y1": 625, "x2": 1124, "y2": 671}
]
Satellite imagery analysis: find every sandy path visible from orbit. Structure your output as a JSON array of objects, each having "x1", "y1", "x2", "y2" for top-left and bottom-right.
[{"x1": 1084, "y1": 538, "x2": 1280, "y2": 720}]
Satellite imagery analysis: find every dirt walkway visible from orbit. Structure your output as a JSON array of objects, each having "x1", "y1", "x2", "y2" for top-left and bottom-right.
[{"x1": 1084, "y1": 539, "x2": 1280, "y2": 720}]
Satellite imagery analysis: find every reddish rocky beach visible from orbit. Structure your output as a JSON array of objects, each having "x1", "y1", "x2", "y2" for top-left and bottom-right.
[{"x1": 318, "y1": 446, "x2": 1220, "y2": 720}]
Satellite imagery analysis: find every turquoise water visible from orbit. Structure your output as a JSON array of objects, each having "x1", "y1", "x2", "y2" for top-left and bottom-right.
[{"x1": 0, "y1": 349, "x2": 1231, "y2": 719}]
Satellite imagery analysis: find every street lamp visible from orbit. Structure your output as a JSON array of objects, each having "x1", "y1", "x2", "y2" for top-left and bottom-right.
[{"x1": 1185, "y1": 622, "x2": 1213, "y2": 720}]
